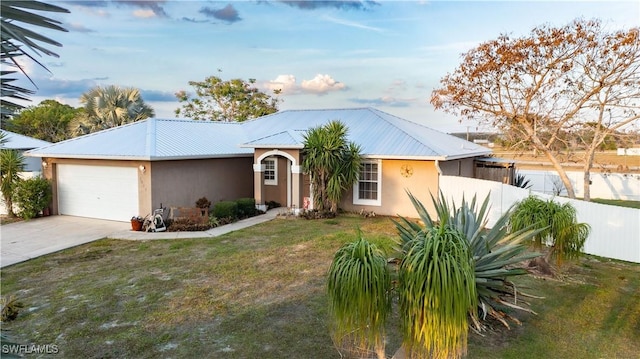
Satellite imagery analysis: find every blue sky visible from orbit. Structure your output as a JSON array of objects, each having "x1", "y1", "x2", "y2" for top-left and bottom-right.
[{"x1": 16, "y1": 0, "x2": 640, "y2": 132}]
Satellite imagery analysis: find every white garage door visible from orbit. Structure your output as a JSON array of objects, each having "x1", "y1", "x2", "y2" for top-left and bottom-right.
[{"x1": 57, "y1": 164, "x2": 138, "y2": 222}]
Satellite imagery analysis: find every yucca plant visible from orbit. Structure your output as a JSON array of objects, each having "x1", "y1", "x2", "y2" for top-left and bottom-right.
[
  {"x1": 398, "y1": 224, "x2": 477, "y2": 359},
  {"x1": 513, "y1": 172, "x2": 532, "y2": 189},
  {"x1": 326, "y1": 231, "x2": 391, "y2": 359},
  {"x1": 394, "y1": 191, "x2": 543, "y2": 330},
  {"x1": 510, "y1": 196, "x2": 590, "y2": 266}
]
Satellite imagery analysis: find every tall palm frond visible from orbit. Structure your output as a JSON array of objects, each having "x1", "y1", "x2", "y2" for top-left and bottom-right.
[
  {"x1": 1, "y1": 1, "x2": 69, "y2": 115},
  {"x1": 302, "y1": 120, "x2": 362, "y2": 213},
  {"x1": 399, "y1": 224, "x2": 476, "y2": 359},
  {"x1": 327, "y1": 231, "x2": 391, "y2": 359},
  {"x1": 77, "y1": 85, "x2": 155, "y2": 134},
  {"x1": 510, "y1": 196, "x2": 590, "y2": 265}
]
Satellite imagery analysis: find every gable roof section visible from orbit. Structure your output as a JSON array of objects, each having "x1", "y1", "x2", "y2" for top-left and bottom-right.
[
  {"x1": 1, "y1": 130, "x2": 51, "y2": 150},
  {"x1": 26, "y1": 108, "x2": 491, "y2": 161},
  {"x1": 26, "y1": 119, "x2": 251, "y2": 160},
  {"x1": 241, "y1": 108, "x2": 491, "y2": 160}
]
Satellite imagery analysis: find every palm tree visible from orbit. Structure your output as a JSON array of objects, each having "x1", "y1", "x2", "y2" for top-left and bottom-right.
[
  {"x1": 74, "y1": 85, "x2": 155, "y2": 134},
  {"x1": 326, "y1": 231, "x2": 391, "y2": 359},
  {"x1": 510, "y1": 195, "x2": 590, "y2": 266},
  {"x1": 1, "y1": 1, "x2": 69, "y2": 116},
  {"x1": 398, "y1": 214, "x2": 477, "y2": 359},
  {"x1": 0, "y1": 149, "x2": 25, "y2": 217},
  {"x1": 301, "y1": 121, "x2": 362, "y2": 213}
]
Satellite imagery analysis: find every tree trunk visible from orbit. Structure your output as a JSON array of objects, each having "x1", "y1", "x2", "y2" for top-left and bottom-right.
[
  {"x1": 539, "y1": 146, "x2": 576, "y2": 198},
  {"x1": 583, "y1": 168, "x2": 592, "y2": 202}
]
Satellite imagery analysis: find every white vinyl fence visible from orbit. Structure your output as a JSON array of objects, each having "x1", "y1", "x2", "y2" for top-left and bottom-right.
[
  {"x1": 439, "y1": 175, "x2": 640, "y2": 264},
  {"x1": 518, "y1": 169, "x2": 640, "y2": 201}
]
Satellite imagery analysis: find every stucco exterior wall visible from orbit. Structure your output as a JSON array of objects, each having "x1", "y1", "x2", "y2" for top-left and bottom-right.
[
  {"x1": 150, "y1": 157, "x2": 254, "y2": 212},
  {"x1": 340, "y1": 159, "x2": 440, "y2": 217}
]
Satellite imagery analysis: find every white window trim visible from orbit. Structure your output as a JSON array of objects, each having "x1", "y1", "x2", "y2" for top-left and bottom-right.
[
  {"x1": 353, "y1": 160, "x2": 382, "y2": 206},
  {"x1": 264, "y1": 158, "x2": 278, "y2": 186}
]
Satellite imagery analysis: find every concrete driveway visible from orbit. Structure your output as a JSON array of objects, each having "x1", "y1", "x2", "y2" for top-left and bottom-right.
[{"x1": 1, "y1": 216, "x2": 128, "y2": 268}]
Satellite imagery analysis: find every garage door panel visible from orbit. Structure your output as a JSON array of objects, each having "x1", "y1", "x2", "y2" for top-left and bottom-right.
[{"x1": 57, "y1": 164, "x2": 138, "y2": 222}]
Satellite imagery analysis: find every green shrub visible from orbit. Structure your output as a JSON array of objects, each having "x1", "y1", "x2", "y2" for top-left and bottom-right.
[
  {"x1": 212, "y1": 200, "x2": 238, "y2": 219},
  {"x1": 236, "y1": 197, "x2": 256, "y2": 217},
  {"x1": 13, "y1": 177, "x2": 52, "y2": 220},
  {"x1": 266, "y1": 200, "x2": 281, "y2": 210}
]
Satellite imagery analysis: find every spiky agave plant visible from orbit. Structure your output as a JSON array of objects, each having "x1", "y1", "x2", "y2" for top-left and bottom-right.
[
  {"x1": 394, "y1": 191, "x2": 543, "y2": 330},
  {"x1": 326, "y1": 231, "x2": 391, "y2": 359},
  {"x1": 399, "y1": 224, "x2": 476, "y2": 359}
]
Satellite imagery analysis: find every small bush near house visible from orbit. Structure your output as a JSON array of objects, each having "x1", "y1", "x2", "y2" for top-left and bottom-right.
[
  {"x1": 195, "y1": 197, "x2": 211, "y2": 210},
  {"x1": 300, "y1": 209, "x2": 336, "y2": 220},
  {"x1": 13, "y1": 177, "x2": 52, "y2": 220},
  {"x1": 212, "y1": 200, "x2": 238, "y2": 219},
  {"x1": 266, "y1": 200, "x2": 281, "y2": 210},
  {"x1": 167, "y1": 217, "x2": 211, "y2": 232},
  {"x1": 236, "y1": 198, "x2": 256, "y2": 218},
  {"x1": 208, "y1": 215, "x2": 220, "y2": 228}
]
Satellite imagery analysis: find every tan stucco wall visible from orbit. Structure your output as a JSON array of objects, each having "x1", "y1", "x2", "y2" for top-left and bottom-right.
[
  {"x1": 150, "y1": 157, "x2": 254, "y2": 213},
  {"x1": 41, "y1": 158, "x2": 149, "y2": 216},
  {"x1": 340, "y1": 159, "x2": 440, "y2": 217}
]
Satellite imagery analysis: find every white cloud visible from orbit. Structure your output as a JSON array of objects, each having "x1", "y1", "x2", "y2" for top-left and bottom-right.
[
  {"x1": 264, "y1": 74, "x2": 298, "y2": 94},
  {"x1": 133, "y1": 9, "x2": 157, "y2": 18},
  {"x1": 300, "y1": 74, "x2": 346, "y2": 95}
]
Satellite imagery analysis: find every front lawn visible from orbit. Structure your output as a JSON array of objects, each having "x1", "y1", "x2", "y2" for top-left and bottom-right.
[{"x1": 1, "y1": 214, "x2": 638, "y2": 358}]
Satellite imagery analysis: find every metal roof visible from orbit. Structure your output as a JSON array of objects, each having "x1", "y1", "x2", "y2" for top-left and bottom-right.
[
  {"x1": 26, "y1": 119, "x2": 252, "y2": 160},
  {"x1": 26, "y1": 108, "x2": 492, "y2": 161},
  {"x1": 1, "y1": 130, "x2": 51, "y2": 150},
  {"x1": 241, "y1": 108, "x2": 492, "y2": 160}
]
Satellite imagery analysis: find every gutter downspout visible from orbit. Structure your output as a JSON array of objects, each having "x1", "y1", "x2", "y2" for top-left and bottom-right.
[{"x1": 435, "y1": 159, "x2": 443, "y2": 197}]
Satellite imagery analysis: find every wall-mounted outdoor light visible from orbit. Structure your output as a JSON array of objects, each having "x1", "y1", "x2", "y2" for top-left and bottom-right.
[{"x1": 139, "y1": 165, "x2": 146, "y2": 173}]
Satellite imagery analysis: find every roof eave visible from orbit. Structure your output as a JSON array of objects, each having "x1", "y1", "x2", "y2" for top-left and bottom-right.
[
  {"x1": 25, "y1": 153, "x2": 254, "y2": 161},
  {"x1": 239, "y1": 144, "x2": 304, "y2": 149},
  {"x1": 362, "y1": 151, "x2": 492, "y2": 161}
]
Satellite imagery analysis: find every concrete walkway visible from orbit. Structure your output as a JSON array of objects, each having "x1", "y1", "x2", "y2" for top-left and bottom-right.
[
  {"x1": 1, "y1": 209, "x2": 279, "y2": 268},
  {"x1": 109, "y1": 209, "x2": 279, "y2": 240}
]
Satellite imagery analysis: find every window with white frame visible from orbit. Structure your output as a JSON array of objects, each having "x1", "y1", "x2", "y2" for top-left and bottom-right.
[
  {"x1": 264, "y1": 158, "x2": 277, "y2": 185},
  {"x1": 353, "y1": 160, "x2": 381, "y2": 206}
]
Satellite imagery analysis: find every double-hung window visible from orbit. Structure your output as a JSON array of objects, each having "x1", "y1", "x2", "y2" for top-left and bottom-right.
[
  {"x1": 264, "y1": 158, "x2": 277, "y2": 185},
  {"x1": 353, "y1": 160, "x2": 381, "y2": 206}
]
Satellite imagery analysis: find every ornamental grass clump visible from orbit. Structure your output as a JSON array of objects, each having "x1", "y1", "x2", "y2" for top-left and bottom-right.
[
  {"x1": 398, "y1": 225, "x2": 477, "y2": 359},
  {"x1": 326, "y1": 231, "x2": 391, "y2": 359}
]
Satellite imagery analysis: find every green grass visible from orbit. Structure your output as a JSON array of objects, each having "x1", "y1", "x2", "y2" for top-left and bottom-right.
[
  {"x1": 1, "y1": 214, "x2": 639, "y2": 358},
  {"x1": 591, "y1": 198, "x2": 640, "y2": 209}
]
